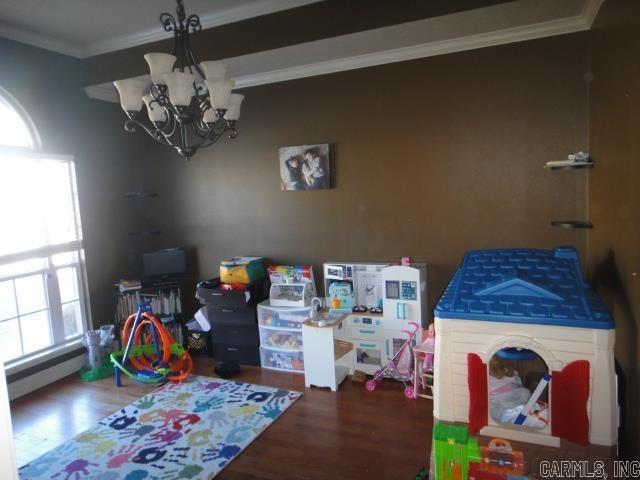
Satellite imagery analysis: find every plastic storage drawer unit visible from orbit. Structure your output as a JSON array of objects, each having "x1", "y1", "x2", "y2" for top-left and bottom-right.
[
  {"x1": 259, "y1": 327, "x2": 303, "y2": 350},
  {"x1": 257, "y1": 300, "x2": 315, "y2": 329},
  {"x1": 260, "y1": 346, "x2": 304, "y2": 373}
]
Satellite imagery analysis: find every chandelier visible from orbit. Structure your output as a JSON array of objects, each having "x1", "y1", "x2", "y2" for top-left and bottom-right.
[{"x1": 113, "y1": 0, "x2": 243, "y2": 159}]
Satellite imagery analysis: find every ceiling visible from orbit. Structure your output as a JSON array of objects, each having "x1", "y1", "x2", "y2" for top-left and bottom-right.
[{"x1": 0, "y1": 0, "x2": 321, "y2": 58}]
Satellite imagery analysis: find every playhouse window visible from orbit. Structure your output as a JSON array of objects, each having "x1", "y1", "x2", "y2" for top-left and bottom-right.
[{"x1": 489, "y1": 348, "x2": 549, "y2": 429}]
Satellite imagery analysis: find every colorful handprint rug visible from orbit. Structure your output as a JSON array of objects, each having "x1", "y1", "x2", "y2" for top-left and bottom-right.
[{"x1": 18, "y1": 376, "x2": 302, "y2": 480}]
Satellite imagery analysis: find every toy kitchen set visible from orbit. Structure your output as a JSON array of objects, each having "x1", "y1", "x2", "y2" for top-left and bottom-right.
[{"x1": 323, "y1": 262, "x2": 428, "y2": 375}]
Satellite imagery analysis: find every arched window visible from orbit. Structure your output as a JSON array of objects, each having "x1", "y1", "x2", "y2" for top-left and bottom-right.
[
  {"x1": 0, "y1": 90, "x2": 39, "y2": 149},
  {"x1": 0, "y1": 87, "x2": 88, "y2": 363}
]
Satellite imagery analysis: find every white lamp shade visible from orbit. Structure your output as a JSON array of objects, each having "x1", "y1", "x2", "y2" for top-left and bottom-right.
[
  {"x1": 163, "y1": 72, "x2": 195, "y2": 107},
  {"x1": 113, "y1": 79, "x2": 145, "y2": 111},
  {"x1": 225, "y1": 93, "x2": 244, "y2": 121},
  {"x1": 203, "y1": 107, "x2": 218, "y2": 124},
  {"x1": 205, "y1": 78, "x2": 235, "y2": 110},
  {"x1": 200, "y1": 61, "x2": 227, "y2": 79},
  {"x1": 143, "y1": 94, "x2": 167, "y2": 123},
  {"x1": 144, "y1": 53, "x2": 176, "y2": 84}
]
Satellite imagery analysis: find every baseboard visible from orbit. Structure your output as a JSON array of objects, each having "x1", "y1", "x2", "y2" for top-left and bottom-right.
[{"x1": 7, "y1": 354, "x2": 85, "y2": 401}]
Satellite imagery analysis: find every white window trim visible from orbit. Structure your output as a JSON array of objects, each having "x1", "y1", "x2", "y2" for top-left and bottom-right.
[{"x1": 0, "y1": 154, "x2": 93, "y2": 369}]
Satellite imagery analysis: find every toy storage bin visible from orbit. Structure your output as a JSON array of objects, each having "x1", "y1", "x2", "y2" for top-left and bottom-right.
[
  {"x1": 186, "y1": 331, "x2": 212, "y2": 356},
  {"x1": 259, "y1": 327, "x2": 303, "y2": 350},
  {"x1": 257, "y1": 300, "x2": 315, "y2": 330},
  {"x1": 220, "y1": 257, "x2": 265, "y2": 284},
  {"x1": 260, "y1": 346, "x2": 304, "y2": 372},
  {"x1": 197, "y1": 277, "x2": 269, "y2": 308}
]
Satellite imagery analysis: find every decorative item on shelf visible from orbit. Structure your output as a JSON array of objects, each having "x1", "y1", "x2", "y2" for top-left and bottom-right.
[
  {"x1": 124, "y1": 190, "x2": 158, "y2": 198},
  {"x1": 550, "y1": 220, "x2": 593, "y2": 229},
  {"x1": 544, "y1": 151, "x2": 593, "y2": 170},
  {"x1": 112, "y1": 0, "x2": 244, "y2": 160}
]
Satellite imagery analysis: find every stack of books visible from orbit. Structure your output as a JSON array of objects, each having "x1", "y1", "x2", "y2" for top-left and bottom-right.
[{"x1": 117, "y1": 279, "x2": 141, "y2": 292}]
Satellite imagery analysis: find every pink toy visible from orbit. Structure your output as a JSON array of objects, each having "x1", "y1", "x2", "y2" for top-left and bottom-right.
[
  {"x1": 365, "y1": 321, "x2": 419, "y2": 399},
  {"x1": 421, "y1": 323, "x2": 435, "y2": 372}
]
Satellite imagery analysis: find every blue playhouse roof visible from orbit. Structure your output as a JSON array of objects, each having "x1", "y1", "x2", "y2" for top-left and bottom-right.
[{"x1": 434, "y1": 247, "x2": 613, "y2": 330}]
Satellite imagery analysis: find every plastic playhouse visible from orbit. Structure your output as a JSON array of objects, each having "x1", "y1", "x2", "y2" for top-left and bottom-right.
[{"x1": 433, "y1": 247, "x2": 616, "y2": 448}]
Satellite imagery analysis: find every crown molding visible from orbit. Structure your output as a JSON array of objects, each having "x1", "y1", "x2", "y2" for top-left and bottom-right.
[
  {"x1": 0, "y1": 21, "x2": 83, "y2": 58},
  {"x1": 232, "y1": 14, "x2": 594, "y2": 89},
  {"x1": 82, "y1": 0, "x2": 322, "y2": 58},
  {"x1": 0, "y1": 0, "x2": 322, "y2": 59},
  {"x1": 581, "y1": 0, "x2": 605, "y2": 27}
]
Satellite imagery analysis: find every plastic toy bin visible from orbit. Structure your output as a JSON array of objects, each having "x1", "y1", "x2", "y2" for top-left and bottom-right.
[
  {"x1": 260, "y1": 346, "x2": 304, "y2": 372},
  {"x1": 259, "y1": 327, "x2": 303, "y2": 350},
  {"x1": 257, "y1": 300, "x2": 314, "y2": 330}
]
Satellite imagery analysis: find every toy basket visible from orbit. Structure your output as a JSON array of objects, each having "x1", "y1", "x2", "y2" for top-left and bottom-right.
[{"x1": 186, "y1": 331, "x2": 212, "y2": 356}]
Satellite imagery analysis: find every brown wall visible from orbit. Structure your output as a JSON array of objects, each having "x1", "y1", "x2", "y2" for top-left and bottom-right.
[
  {"x1": 0, "y1": 38, "x2": 148, "y2": 328},
  {"x1": 587, "y1": 0, "x2": 640, "y2": 457},
  {"x1": 135, "y1": 33, "x2": 590, "y2": 318}
]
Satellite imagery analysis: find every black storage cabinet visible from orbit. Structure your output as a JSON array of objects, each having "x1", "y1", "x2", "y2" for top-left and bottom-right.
[{"x1": 196, "y1": 277, "x2": 268, "y2": 365}]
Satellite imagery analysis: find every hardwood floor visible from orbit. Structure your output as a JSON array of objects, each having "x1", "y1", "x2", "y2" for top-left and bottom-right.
[{"x1": 10, "y1": 357, "x2": 433, "y2": 479}]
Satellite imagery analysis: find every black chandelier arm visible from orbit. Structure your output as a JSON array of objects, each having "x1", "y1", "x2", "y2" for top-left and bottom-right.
[
  {"x1": 124, "y1": 116, "x2": 171, "y2": 147},
  {"x1": 185, "y1": 14, "x2": 202, "y2": 33},
  {"x1": 226, "y1": 126, "x2": 239, "y2": 139},
  {"x1": 159, "y1": 13, "x2": 177, "y2": 33},
  {"x1": 196, "y1": 131, "x2": 224, "y2": 150},
  {"x1": 156, "y1": 113, "x2": 178, "y2": 139}
]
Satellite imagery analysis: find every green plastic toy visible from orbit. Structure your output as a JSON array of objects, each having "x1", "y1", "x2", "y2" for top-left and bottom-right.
[{"x1": 433, "y1": 422, "x2": 481, "y2": 480}]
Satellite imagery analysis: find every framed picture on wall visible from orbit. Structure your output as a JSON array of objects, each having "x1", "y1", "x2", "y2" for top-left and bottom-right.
[{"x1": 279, "y1": 144, "x2": 331, "y2": 191}]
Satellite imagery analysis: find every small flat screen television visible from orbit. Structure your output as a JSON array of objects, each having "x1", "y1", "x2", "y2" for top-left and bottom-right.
[{"x1": 142, "y1": 248, "x2": 186, "y2": 282}]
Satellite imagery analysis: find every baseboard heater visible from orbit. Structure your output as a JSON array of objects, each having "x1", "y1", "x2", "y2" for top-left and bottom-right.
[{"x1": 7, "y1": 348, "x2": 85, "y2": 401}]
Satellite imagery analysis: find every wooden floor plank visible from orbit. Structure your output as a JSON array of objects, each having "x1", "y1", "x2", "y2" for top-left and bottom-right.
[{"x1": 10, "y1": 357, "x2": 433, "y2": 479}]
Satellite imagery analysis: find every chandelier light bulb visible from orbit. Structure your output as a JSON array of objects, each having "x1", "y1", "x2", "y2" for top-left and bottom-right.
[
  {"x1": 143, "y1": 94, "x2": 167, "y2": 123},
  {"x1": 144, "y1": 53, "x2": 177, "y2": 85},
  {"x1": 113, "y1": 79, "x2": 145, "y2": 112},
  {"x1": 163, "y1": 72, "x2": 196, "y2": 107},
  {"x1": 225, "y1": 94, "x2": 244, "y2": 121},
  {"x1": 205, "y1": 78, "x2": 235, "y2": 110},
  {"x1": 200, "y1": 61, "x2": 228, "y2": 80}
]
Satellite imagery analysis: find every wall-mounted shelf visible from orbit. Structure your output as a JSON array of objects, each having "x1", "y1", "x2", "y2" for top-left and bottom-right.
[
  {"x1": 127, "y1": 230, "x2": 163, "y2": 237},
  {"x1": 544, "y1": 162, "x2": 593, "y2": 171},
  {"x1": 125, "y1": 191, "x2": 158, "y2": 198},
  {"x1": 551, "y1": 220, "x2": 593, "y2": 229}
]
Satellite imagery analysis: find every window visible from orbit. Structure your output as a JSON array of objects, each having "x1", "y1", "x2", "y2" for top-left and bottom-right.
[{"x1": 0, "y1": 87, "x2": 88, "y2": 364}]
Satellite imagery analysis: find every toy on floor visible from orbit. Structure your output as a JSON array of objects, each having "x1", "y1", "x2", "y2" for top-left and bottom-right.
[
  {"x1": 433, "y1": 422, "x2": 527, "y2": 480},
  {"x1": 111, "y1": 300, "x2": 192, "y2": 386},
  {"x1": 413, "y1": 324, "x2": 435, "y2": 399},
  {"x1": 489, "y1": 355, "x2": 550, "y2": 428},
  {"x1": 365, "y1": 321, "x2": 419, "y2": 398},
  {"x1": 434, "y1": 247, "x2": 617, "y2": 447},
  {"x1": 421, "y1": 322, "x2": 435, "y2": 372},
  {"x1": 80, "y1": 325, "x2": 116, "y2": 381}
]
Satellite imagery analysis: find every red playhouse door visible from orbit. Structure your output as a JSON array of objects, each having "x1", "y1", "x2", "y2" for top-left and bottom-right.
[
  {"x1": 551, "y1": 360, "x2": 590, "y2": 445},
  {"x1": 467, "y1": 353, "x2": 488, "y2": 434}
]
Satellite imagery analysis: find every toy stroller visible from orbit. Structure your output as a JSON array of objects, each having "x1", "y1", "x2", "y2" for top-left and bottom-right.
[{"x1": 365, "y1": 321, "x2": 420, "y2": 398}]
